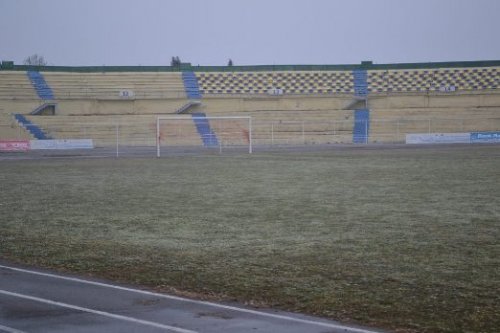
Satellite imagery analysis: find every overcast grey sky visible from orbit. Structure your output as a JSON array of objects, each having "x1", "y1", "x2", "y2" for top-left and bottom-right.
[{"x1": 1, "y1": 0, "x2": 499, "y2": 66}]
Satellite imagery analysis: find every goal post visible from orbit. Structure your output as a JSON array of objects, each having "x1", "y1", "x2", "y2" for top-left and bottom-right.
[{"x1": 156, "y1": 115, "x2": 252, "y2": 157}]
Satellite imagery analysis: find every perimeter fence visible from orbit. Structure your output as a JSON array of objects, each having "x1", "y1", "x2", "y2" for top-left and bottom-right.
[{"x1": 2, "y1": 117, "x2": 500, "y2": 158}]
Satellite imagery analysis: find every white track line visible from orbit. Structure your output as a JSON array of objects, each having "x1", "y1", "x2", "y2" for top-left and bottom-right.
[
  {"x1": 0, "y1": 290, "x2": 196, "y2": 333},
  {"x1": 0, "y1": 324, "x2": 27, "y2": 333},
  {"x1": 0, "y1": 264, "x2": 381, "y2": 333}
]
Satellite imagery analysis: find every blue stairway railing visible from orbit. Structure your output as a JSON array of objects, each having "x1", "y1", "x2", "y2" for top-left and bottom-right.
[
  {"x1": 14, "y1": 114, "x2": 51, "y2": 140},
  {"x1": 27, "y1": 71, "x2": 54, "y2": 100},
  {"x1": 192, "y1": 113, "x2": 218, "y2": 147},
  {"x1": 182, "y1": 72, "x2": 202, "y2": 99}
]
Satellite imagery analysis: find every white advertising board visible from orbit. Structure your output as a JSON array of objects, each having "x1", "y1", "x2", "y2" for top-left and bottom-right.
[
  {"x1": 30, "y1": 139, "x2": 94, "y2": 150},
  {"x1": 406, "y1": 133, "x2": 470, "y2": 144}
]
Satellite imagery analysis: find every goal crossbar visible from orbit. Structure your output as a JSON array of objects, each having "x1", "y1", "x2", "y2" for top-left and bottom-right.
[{"x1": 156, "y1": 115, "x2": 252, "y2": 157}]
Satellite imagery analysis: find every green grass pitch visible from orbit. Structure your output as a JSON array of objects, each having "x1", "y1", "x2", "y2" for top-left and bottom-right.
[{"x1": 1, "y1": 145, "x2": 499, "y2": 332}]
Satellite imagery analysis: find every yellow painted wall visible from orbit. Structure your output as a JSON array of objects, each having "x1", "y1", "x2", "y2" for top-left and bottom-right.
[
  {"x1": 54, "y1": 99, "x2": 188, "y2": 115},
  {"x1": 369, "y1": 92, "x2": 500, "y2": 110},
  {"x1": 0, "y1": 99, "x2": 43, "y2": 115},
  {"x1": 368, "y1": 92, "x2": 500, "y2": 142},
  {"x1": 2, "y1": 69, "x2": 499, "y2": 145},
  {"x1": 43, "y1": 72, "x2": 186, "y2": 100},
  {"x1": 480, "y1": 93, "x2": 500, "y2": 107},
  {"x1": 0, "y1": 114, "x2": 32, "y2": 140},
  {"x1": 0, "y1": 71, "x2": 38, "y2": 100},
  {"x1": 200, "y1": 95, "x2": 350, "y2": 114}
]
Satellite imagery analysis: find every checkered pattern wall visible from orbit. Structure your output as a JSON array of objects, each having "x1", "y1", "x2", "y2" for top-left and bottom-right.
[
  {"x1": 195, "y1": 67, "x2": 499, "y2": 96},
  {"x1": 196, "y1": 71, "x2": 354, "y2": 95},
  {"x1": 368, "y1": 67, "x2": 499, "y2": 93}
]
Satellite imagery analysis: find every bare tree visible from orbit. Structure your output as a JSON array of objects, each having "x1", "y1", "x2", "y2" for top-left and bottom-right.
[
  {"x1": 23, "y1": 54, "x2": 47, "y2": 66},
  {"x1": 171, "y1": 56, "x2": 181, "y2": 67}
]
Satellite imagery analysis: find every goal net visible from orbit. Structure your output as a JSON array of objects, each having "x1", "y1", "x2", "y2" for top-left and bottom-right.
[{"x1": 156, "y1": 115, "x2": 252, "y2": 157}]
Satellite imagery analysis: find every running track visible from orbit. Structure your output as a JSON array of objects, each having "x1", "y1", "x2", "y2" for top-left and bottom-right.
[{"x1": 0, "y1": 262, "x2": 385, "y2": 333}]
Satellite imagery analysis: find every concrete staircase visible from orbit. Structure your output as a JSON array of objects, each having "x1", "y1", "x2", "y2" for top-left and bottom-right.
[
  {"x1": 192, "y1": 112, "x2": 218, "y2": 146},
  {"x1": 27, "y1": 71, "x2": 54, "y2": 100}
]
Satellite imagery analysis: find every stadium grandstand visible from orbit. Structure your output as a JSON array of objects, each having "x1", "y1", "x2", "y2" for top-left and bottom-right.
[{"x1": 1, "y1": 60, "x2": 499, "y2": 150}]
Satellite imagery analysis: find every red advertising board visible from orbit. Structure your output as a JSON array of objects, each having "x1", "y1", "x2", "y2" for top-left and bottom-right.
[{"x1": 0, "y1": 140, "x2": 30, "y2": 151}]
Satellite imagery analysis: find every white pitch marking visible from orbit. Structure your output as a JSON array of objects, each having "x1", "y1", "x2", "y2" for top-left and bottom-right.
[
  {"x1": 0, "y1": 264, "x2": 381, "y2": 333},
  {"x1": 0, "y1": 324, "x2": 27, "y2": 333},
  {"x1": 0, "y1": 289, "x2": 197, "y2": 333}
]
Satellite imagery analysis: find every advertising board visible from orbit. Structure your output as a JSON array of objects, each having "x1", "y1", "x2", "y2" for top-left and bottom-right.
[
  {"x1": 406, "y1": 133, "x2": 470, "y2": 144},
  {"x1": 0, "y1": 140, "x2": 30, "y2": 151},
  {"x1": 470, "y1": 132, "x2": 500, "y2": 143},
  {"x1": 29, "y1": 139, "x2": 94, "y2": 150}
]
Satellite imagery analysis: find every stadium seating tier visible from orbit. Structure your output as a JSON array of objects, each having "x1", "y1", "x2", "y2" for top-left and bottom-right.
[
  {"x1": 197, "y1": 71, "x2": 354, "y2": 95},
  {"x1": 368, "y1": 67, "x2": 499, "y2": 93},
  {"x1": 1, "y1": 64, "x2": 499, "y2": 145},
  {"x1": 42, "y1": 72, "x2": 187, "y2": 99}
]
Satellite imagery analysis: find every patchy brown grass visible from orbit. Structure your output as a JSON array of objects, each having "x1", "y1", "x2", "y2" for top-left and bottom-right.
[{"x1": 1, "y1": 145, "x2": 499, "y2": 332}]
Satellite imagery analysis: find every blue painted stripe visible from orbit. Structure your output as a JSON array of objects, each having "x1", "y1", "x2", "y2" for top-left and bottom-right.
[
  {"x1": 27, "y1": 71, "x2": 54, "y2": 100},
  {"x1": 14, "y1": 114, "x2": 51, "y2": 140},
  {"x1": 353, "y1": 69, "x2": 368, "y2": 97},
  {"x1": 191, "y1": 113, "x2": 218, "y2": 147},
  {"x1": 353, "y1": 109, "x2": 370, "y2": 144},
  {"x1": 182, "y1": 72, "x2": 202, "y2": 99}
]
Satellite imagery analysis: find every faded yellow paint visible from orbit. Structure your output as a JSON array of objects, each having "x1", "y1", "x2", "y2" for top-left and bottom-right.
[
  {"x1": 43, "y1": 72, "x2": 186, "y2": 100},
  {"x1": 54, "y1": 99, "x2": 188, "y2": 115},
  {"x1": 0, "y1": 115, "x2": 32, "y2": 140},
  {"x1": 0, "y1": 71, "x2": 38, "y2": 100},
  {"x1": 2, "y1": 69, "x2": 499, "y2": 145}
]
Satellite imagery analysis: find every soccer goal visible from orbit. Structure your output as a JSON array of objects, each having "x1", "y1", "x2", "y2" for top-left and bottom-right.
[{"x1": 156, "y1": 115, "x2": 252, "y2": 157}]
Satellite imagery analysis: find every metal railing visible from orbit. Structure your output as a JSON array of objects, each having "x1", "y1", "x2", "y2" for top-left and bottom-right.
[{"x1": 2, "y1": 117, "x2": 499, "y2": 157}]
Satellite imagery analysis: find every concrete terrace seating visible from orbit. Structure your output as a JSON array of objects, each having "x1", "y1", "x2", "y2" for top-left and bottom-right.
[
  {"x1": 369, "y1": 117, "x2": 500, "y2": 143},
  {"x1": 196, "y1": 71, "x2": 354, "y2": 95},
  {"x1": 24, "y1": 109, "x2": 355, "y2": 147},
  {"x1": 0, "y1": 72, "x2": 42, "y2": 139},
  {"x1": 0, "y1": 114, "x2": 32, "y2": 140},
  {"x1": 0, "y1": 71, "x2": 39, "y2": 100},
  {"x1": 205, "y1": 108, "x2": 354, "y2": 145},
  {"x1": 42, "y1": 72, "x2": 187, "y2": 99},
  {"x1": 24, "y1": 115, "x2": 201, "y2": 147},
  {"x1": 368, "y1": 67, "x2": 499, "y2": 93},
  {"x1": 25, "y1": 115, "x2": 155, "y2": 146},
  {"x1": 1, "y1": 61, "x2": 499, "y2": 146},
  {"x1": 368, "y1": 95, "x2": 500, "y2": 143}
]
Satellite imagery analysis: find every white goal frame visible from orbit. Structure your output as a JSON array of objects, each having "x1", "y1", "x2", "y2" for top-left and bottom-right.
[{"x1": 156, "y1": 115, "x2": 252, "y2": 157}]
